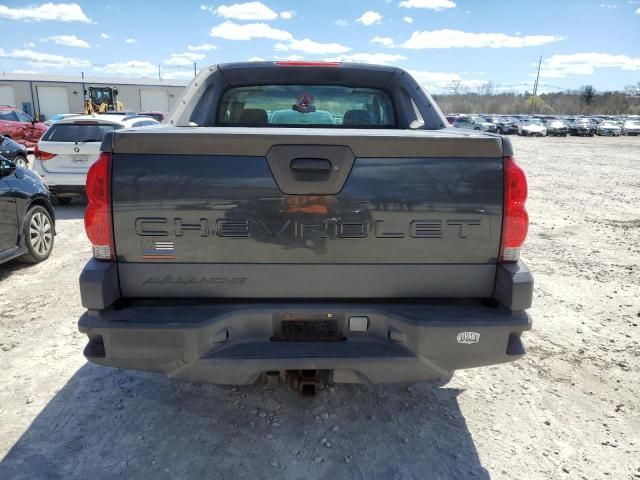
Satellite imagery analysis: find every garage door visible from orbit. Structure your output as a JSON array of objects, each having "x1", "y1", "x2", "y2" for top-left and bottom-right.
[
  {"x1": 140, "y1": 89, "x2": 169, "y2": 112},
  {"x1": 37, "y1": 86, "x2": 70, "y2": 120},
  {"x1": 0, "y1": 85, "x2": 16, "y2": 108}
]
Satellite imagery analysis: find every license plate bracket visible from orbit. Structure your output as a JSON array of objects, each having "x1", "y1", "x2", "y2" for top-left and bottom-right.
[{"x1": 272, "y1": 313, "x2": 344, "y2": 341}]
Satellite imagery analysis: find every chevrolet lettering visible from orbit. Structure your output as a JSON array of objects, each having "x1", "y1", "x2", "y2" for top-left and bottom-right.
[{"x1": 134, "y1": 217, "x2": 482, "y2": 240}]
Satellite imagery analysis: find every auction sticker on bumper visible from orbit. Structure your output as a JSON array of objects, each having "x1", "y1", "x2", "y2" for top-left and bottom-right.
[{"x1": 457, "y1": 332, "x2": 480, "y2": 344}]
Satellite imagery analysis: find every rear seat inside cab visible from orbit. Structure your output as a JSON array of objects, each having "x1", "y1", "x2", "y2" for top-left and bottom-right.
[
  {"x1": 343, "y1": 109, "x2": 372, "y2": 126},
  {"x1": 238, "y1": 108, "x2": 268, "y2": 124}
]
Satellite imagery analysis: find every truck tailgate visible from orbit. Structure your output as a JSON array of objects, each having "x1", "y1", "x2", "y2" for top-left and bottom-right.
[{"x1": 108, "y1": 127, "x2": 505, "y2": 299}]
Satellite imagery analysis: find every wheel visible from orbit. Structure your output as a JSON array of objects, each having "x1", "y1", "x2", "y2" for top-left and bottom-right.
[
  {"x1": 55, "y1": 196, "x2": 72, "y2": 205},
  {"x1": 13, "y1": 155, "x2": 28, "y2": 169},
  {"x1": 19, "y1": 205, "x2": 54, "y2": 263}
]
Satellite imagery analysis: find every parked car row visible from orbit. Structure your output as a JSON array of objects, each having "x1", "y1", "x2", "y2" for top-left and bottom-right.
[
  {"x1": 0, "y1": 105, "x2": 168, "y2": 149},
  {"x1": 447, "y1": 113, "x2": 640, "y2": 137},
  {"x1": 0, "y1": 111, "x2": 163, "y2": 267}
]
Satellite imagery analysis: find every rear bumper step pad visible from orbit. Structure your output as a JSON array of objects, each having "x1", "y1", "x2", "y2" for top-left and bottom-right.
[{"x1": 207, "y1": 340, "x2": 414, "y2": 359}]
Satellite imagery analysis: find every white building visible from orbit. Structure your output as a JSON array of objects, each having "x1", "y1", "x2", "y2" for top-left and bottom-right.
[{"x1": 0, "y1": 73, "x2": 187, "y2": 120}]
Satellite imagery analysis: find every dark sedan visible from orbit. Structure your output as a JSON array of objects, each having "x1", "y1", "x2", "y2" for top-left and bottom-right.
[
  {"x1": 0, "y1": 135, "x2": 29, "y2": 169},
  {"x1": 485, "y1": 116, "x2": 518, "y2": 134},
  {"x1": 546, "y1": 120, "x2": 570, "y2": 137},
  {"x1": 570, "y1": 119, "x2": 595, "y2": 137},
  {"x1": 0, "y1": 156, "x2": 55, "y2": 264}
]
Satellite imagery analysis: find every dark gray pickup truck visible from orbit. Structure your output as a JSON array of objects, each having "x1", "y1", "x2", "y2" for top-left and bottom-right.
[{"x1": 79, "y1": 62, "x2": 532, "y2": 394}]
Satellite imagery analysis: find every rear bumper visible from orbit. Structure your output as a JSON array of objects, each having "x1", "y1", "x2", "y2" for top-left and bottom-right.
[
  {"x1": 78, "y1": 302, "x2": 532, "y2": 385},
  {"x1": 31, "y1": 162, "x2": 87, "y2": 193}
]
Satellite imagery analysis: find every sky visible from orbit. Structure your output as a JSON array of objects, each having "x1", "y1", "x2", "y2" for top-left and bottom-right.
[{"x1": 0, "y1": 0, "x2": 639, "y2": 93}]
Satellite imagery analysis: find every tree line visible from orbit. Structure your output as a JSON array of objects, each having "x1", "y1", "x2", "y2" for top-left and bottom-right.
[{"x1": 432, "y1": 83, "x2": 640, "y2": 115}]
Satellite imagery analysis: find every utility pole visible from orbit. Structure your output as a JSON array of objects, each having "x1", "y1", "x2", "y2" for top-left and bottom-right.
[
  {"x1": 158, "y1": 64, "x2": 162, "y2": 82},
  {"x1": 532, "y1": 56, "x2": 542, "y2": 97},
  {"x1": 193, "y1": 62, "x2": 197, "y2": 77}
]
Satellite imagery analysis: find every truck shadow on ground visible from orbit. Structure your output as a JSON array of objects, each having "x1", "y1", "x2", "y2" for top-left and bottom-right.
[{"x1": 0, "y1": 364, "x2": 490, "y2": 480}]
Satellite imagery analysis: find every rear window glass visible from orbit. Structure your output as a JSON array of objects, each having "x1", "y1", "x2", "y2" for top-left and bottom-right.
[
  {"x1": 41, "y1": 123, "x2": 119, "y2": 142},
  {"x1": 0, "y1": 111, "x2": 18, "y2": 121},
  {"x1": 217, "y1": 85, "x2": 395, "y2": 127}
]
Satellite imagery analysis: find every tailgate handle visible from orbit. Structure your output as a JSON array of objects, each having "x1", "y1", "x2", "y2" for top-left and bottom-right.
[{"x1": 290, "y1": 158, "x2": 332, "y2": 172}]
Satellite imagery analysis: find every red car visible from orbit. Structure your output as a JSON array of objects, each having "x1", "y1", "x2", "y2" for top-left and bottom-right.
[{"x1": 0, "y1": 106, "x2": 48, "y2": 148}]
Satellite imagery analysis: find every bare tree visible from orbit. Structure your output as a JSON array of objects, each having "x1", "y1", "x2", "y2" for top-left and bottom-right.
[{"x1": 579, "y1": 85, "x2": 596, "y2": 106}]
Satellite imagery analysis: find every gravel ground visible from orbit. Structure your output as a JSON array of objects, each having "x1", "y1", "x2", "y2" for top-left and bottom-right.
[{"x1": 0, "y1": 136, "x2": 638, "y2": 480}]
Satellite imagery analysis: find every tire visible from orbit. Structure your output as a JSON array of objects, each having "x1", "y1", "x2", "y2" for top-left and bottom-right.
[
  {"x1": 19, "y1": 205, "x2": 54, "y2": 263},
  {"x1": 55, "y1": 196, "x2": 72, "y2": 205},
  {"x1": 13, "y1": 155, "x2": 28, "y2": 169}
]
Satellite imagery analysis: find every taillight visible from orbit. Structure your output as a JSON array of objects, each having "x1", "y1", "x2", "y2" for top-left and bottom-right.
[
  {"x1": 34, "y1": 145, "x2": 56, "y2": 161},
  {"x1": 84, "y1": 152, "x2": 114, "y2": 260},
  {"x1": 500, "y1": 156, "x2": 528, "y2": 263}
]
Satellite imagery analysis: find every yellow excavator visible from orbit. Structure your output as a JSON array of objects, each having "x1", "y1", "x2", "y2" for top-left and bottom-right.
[{"x1": 84, "y1": 86, "x2": 124, "y2": 114}]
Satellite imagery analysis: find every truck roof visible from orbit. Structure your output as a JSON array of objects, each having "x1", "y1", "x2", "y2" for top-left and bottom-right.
[
  {"x1": 169, "y1": 61, "x2": 447, "y2": 129},
  {"x1": 213, "y1": 61, "x2": 403, "y2": 89}
]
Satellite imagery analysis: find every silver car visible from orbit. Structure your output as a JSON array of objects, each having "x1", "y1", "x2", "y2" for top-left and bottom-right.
[
  {"x1": 453, "y1": 116, "x2": 498, "y2": 133},
  {"x1": 621, "y1": 120, "x2": 640, "y2": 136},
  {"x1": 596, "y1": 121, "x2": 622, "y2": 136}
]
